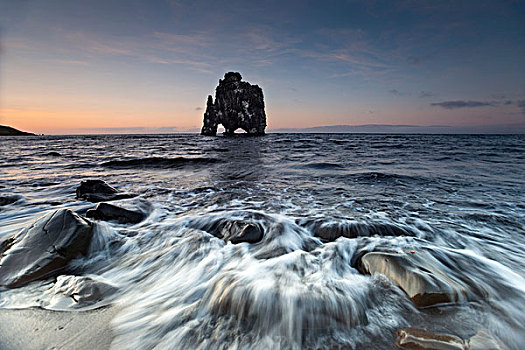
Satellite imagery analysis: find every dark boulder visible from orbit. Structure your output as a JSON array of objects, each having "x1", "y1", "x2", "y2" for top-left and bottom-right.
[
  {"x1": 0, "y1": 237, "x2": 15, "y2": 256},
  {"x1": 0, "y1": 195, "x2": 22, "y2": 206},
  {"x1": 44, "y1": 151, "x2": 61, "y2": 157},
  {"x1": 297, "y1": 218, "x2": 416, "y2": 242},
  {"x1": 192, "y1": 217, "x2": 264, "y2": 244},
  {"x1": 221, "y1": 220, "x2": 264, "y2": 244},
  {"x1": 86, "y1": 202, "x2": 145, "y2": 224},
  {"x1": 359, "y1": 251, "x2": 473, "y2": 307},
  {"x1": 0, "y1": 209, "x2": 94, "y2": 288},
  {"x1": 201, "y1": 72, "x2": 267, "y2": 136},
  {"x1": 76, "y1": 179, "x2": 135, "y2": 202}
]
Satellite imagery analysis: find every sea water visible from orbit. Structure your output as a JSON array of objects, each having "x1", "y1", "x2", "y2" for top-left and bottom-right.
[{"x1": 0, "y1": 134, "x2": 524, "y2": 349}]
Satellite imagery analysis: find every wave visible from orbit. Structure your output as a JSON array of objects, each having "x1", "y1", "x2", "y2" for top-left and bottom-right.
[
  {"x1": 301, "y1": 162, "x2": 345, "y2": 170},
  {"x1": 101, "y1": 157, "x2": 221, "y2": 169}
]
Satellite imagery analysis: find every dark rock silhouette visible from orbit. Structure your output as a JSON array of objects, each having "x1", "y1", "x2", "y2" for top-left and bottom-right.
[
  {"x1": 0, "y1": 195, "x2": 23, "y2": 207},
  {"x1": 0, "y1": 209, "x2": 94, "y2": 288},
  {"x1": 201, "y1": 72, "x2": 267, "y2": 136},
  {"x1": 76, "y1": 179, "x2": 135, "y2": 202},
  {"x1": 0, "y1": 125, "x2": 35, "y2": 136},
  {"x1": 86, "y1": 202, "x2": 145, "y2": 224}
]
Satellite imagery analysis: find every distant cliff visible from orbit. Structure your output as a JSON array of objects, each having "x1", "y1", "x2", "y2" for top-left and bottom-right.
[
  {"x1": 201, "y1": 72, "x2": 267, "y2": 136},
  {"x1": 0, "y1": 125, "x2": 35, "y2": 136}
]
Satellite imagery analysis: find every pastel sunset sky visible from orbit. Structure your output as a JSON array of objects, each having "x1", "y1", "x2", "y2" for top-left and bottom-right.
[{"x1": 0, "y1": 0, "x2": 524, "y2": 134}]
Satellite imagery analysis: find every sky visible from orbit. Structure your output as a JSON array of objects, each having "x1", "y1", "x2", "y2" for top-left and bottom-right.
[{"x1": 0, "y1": 0, "x2": 524, "y2": 134}]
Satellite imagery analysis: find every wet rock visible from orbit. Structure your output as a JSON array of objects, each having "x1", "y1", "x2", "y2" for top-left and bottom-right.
[
  {"x1": 222, "y1": 221, "x2": 264, "y2": 244},
  {"x1": 196, "y1": 218, "x2": 264, "y2": 244},
  {"x1": 86, "y1": 202, "x2": 145, "y2": 224},
  {"x1": 395, "y1": 328, "x2": 466, "y2": 349},
  {"x1": 0, "y1": 209, "x2": 94, "y2": 288},
  {"x1": 50, "y1": 275, "x2": 118, "y2": 307},
  {"x1": 359, "y1": 251, "x2": 471, "y2": 307},
  {"x1": 468, "y1": 330, "x2": 504, "y2": 350},
  {"x1": 0, "y1": 195, "x2": 22, "y2": 206},
  {"x1": 76, "y1": 179, "x2": 135, "y2": 202},
  {"x1": 297, "y1": 218, "x2": 415, "y2": 242},
  {"x1": 44, "y1": 151, "x2": 61, "y2": 157},
  {"x1": 201, "y1": 72, "x2": 267, "y2": 136},
  {"x1": 0, "y1": 237, "x2": 15, "y2": 256}
]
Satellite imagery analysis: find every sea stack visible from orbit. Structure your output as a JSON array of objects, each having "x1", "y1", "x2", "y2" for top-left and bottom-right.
[{"x1": 201, "y1": 72, "x2": 267, "y2": 136}]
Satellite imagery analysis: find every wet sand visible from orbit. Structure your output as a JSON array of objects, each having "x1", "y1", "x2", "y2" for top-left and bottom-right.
[{"x1": 0, "y1": 306, "x2": 116, "y2": 350}]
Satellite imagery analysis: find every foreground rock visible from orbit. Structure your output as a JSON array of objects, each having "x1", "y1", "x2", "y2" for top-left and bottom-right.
[
  {"x1": 395, "y1": 328, "x2": 504, "y2": 350},
  {"x1": 86, "y1": 202, "x2": 145, "y2": 224},
  {"x1": 76, "y1": 179, "x2": 135, "y2": 202},
  {"x1": 201, "y1": 72, "x2": 267, "y2": 136},
  {"x1": 49, "y1": 275, "x2": 118, "y2": 308},
  {"x1": 191, "y1": 217, "x2": 264, "y2": 244},
  {"x1": 359, "y1": 251, "x2": 472, "y2": 307},
  {"x1": 396, "y1": 328, "x2": 466, "y2": 349},
  {"x1": 0, "y1": 209, "x2": 94, "y2": 288}
]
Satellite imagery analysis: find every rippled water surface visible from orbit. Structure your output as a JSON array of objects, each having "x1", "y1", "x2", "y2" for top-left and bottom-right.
[{"x1": 1, "y1": 134, "x2": 524, "y2": 349}]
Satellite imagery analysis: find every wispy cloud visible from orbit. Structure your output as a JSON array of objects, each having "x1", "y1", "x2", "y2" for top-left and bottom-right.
[
  {"x1": 431, "y1": 100, "x2": 499, "y2": 109},
  {"x1": 419, "y1": 91, "x2": 434, "y2": 98},
  {"x1": 389, "y1": 89, "x2": 403, "y2": 96}
]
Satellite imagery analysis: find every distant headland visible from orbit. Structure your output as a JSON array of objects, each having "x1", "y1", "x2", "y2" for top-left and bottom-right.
[
  {"x1": 201, "y1": 72, "x2": 267, "y2": 136},
  {"x1": 0, "y1": 125, "x2": 35, "y2": 136}
]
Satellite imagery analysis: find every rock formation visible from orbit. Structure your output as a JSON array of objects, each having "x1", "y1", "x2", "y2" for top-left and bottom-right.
[
  {"x1": 0, "y1": 125, "x2": 35, "y2": 136},
  {"x1": 0, "y1": 209, "x2": 94, "y2": 288},
  {"x1": 76, "y1": 179, "x2": 135, "y2": 203},
  {"x1": 201, "y1": 72, "x2": 267, "y2": 136},
  {"x1": 86, "y1": 202, "x2": 145, "y2": 224},
  {"x1": 359, "y1": 250, "x2": 476, "y2": 307}
]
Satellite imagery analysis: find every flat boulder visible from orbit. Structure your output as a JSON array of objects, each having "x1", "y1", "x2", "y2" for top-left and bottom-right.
[
  {"x1": 86, "y1": 202, "x2": 145, "y2": 224},
  {"x1": 395, "y1": 328, "x2": 466, "y2": 349},
  {"x1": 359, "y1": 250, "x2": 473, "y2": 307},
  {"x1": 76, "y1": 179, "x2": 135, "y2": 202},
  {"x1": 395, "y1": 328, "x2": 505, "y2": 350},
  {"x1": 0, "y1": 209, "x2": 94, "y2": 288},
  {"x1": 49, "y1": 275, "x2": 118, "y2": 308}
]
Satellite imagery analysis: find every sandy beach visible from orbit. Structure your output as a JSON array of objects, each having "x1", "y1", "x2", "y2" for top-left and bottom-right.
[{"x1": 0, "y1": 307, "x2": 116, "y2": 350}]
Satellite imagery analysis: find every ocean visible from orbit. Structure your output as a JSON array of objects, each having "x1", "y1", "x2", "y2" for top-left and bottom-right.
[{"x1": 0, "y1": 133, "x2": 524, "y2": 349}]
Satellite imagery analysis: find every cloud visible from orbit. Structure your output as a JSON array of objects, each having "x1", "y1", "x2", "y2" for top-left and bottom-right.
[
  {"x1": 195, "y1": 106, "x2": 203, "y2": 111},
  {"x1": 431, "y1": 100, "x2": 498, "y2": 109},
  {"x1": 389, "y1": 89, "x2": 403, "y2": 96},
  {"x1": 419, "y1": 91, "x2": 433, "y2": 98}
]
